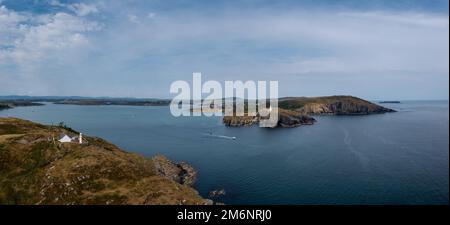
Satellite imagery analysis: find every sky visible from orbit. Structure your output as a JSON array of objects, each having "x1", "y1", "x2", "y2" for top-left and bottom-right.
[{"x1": 0, "y1": 0, "x2": 448, "y2": 100}]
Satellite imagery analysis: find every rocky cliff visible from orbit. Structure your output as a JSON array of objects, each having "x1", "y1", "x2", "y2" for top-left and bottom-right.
[
  {"x1": 222, "y1": 115, "x2": 259, "y2": 127},
  {"x1": 222, "y1": 108, "x2": 316, "y2": 128},
  {"x1": 0, "y1": 117, "x2": 207, "y2": 205},
  {"x1": 277, "y1": 109, "x2": 316, "y2": 127}
]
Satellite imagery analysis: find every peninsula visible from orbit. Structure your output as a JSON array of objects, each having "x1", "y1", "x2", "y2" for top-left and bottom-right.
[
  {"x1": 0, "y1": 96, "x2": 170, "y2": 109},
  {"x1": 0, "y1": 101, "x2": 44, "y2": 111},
  {"x1": 223, "y1": 95, "x2": 395, "y2": 128},
  {"x1": 0, "y1": 117, "x2": 208, "y2": 205}
]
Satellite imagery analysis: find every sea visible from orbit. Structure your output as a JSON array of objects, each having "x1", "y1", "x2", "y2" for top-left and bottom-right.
[{"x1": 0, "y1": 100, "x2": 448, "y2": 204}]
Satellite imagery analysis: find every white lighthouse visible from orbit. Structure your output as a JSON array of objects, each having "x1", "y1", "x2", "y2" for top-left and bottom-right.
[{"x1": 79, "y1": 133, "x2": 83, "y2": 144}]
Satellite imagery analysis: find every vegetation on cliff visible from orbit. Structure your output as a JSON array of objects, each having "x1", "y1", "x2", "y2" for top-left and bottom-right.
[{"x1": 0, "y1": 117, "x2": 206, "y2": 205}]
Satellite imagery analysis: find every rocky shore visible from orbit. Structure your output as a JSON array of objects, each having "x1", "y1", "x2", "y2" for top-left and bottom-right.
[
  {"x1": 222, "y1": 115, "x2": 259, "y2": 127},
  {"x1": 277, "y1": 109, "x2": 316, "y2": 127},
  {"x1": 223, "y1": 108, "x2": 316, "y2": 128},
  {"x1": 152, "y1": 155, "x2": 197, "y2": 186}
]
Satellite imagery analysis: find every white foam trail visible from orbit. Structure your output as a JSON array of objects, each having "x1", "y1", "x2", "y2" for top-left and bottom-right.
[{"x1": 203, "y1": 133, "x2": 236, "y2": 140}]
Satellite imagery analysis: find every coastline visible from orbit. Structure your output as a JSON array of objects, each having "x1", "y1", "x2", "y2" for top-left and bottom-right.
[{"x1": 0, "y1": 117, "x2": 210, "y2": 205}]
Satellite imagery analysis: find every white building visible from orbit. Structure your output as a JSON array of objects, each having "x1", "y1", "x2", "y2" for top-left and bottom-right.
[
  {"x1": 58, "y1": 133, "x2": 83, "y2": 144},
  {"x1": 58, "y1": 134, "x2": 72, "y2": 143},
  {"x1": 79, "y1": 133, "x2": 83, "y2": 144}
]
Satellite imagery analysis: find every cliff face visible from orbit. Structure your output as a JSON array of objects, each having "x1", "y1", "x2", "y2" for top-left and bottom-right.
[
  {"x1": 222, "y1": 116, "x2": 259, "y2": 127},
  {"x1": 277, "y1": 109, "x2": 316, "y2": 127},
  {"x1": 222, "y1": 109, "x2": 316, "y2": 128},
  {"x1": 279, "y1": 96, "x2": 395, "y2": 115},
  {"x1": 0, "y1": 117, "x2": 206, "y2": 205},
  {"x1": 152, "y1": 155, "x2": 197, "y2": 186}
]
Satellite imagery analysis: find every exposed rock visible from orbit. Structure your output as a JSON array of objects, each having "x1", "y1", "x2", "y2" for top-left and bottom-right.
[
  {"x1": 222, "y1": 109, "x2": 316, "y2": 128},
  {"x1": 209, "y1": 188, "x2": 226, "y2": 197},
  {"x1": 277, "y1": 109, "x2": 316, "y2": 127},
  {"x1": 222, "y1": 116, "x2": 258, "y2": 127},
  {"x1": 203, "y1": 199, "x2": 214, "y2": 205},
  {"x1": 152, "y1": 155, "x2": 197, "y2": 186}
]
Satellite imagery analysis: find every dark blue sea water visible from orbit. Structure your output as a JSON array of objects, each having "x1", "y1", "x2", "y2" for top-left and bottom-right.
[{"x1": 1, "y1": 101, "x2": 448, "y2": 204}]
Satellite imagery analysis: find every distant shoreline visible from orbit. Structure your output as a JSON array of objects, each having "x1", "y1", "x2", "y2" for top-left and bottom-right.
[{"x1": 0, "y1": 97, "x2": 171, "y2": 110}]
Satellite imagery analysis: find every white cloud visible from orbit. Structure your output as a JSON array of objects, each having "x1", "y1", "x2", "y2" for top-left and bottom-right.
[
  {"x1": 127, "y1": 14, "x2": 139, "y2": 24},
  {"x1": 114, "y1": 10, "x2": 448, "y2": 73},
  {"x1": 97, "y1": 9, "x2": 447, "y2": 98},
  {"x1": 11, "y1": 13, "x2": 100, "y2": 62},
  {"x1": 50, "y1": 0, "x2": 98, "y2": 16},
  {"x1": 0, "y1": 4, "x2": 101, "y2": 77},
  {"x1": 0, "y1": 6, "x2": 26, "y2": 47},
  {"x1": 68, "y1": 3, "x2": 99, "y2": 16},
  {"x1": 339, "y1": 11, "x2": 449, "y2": 28}
]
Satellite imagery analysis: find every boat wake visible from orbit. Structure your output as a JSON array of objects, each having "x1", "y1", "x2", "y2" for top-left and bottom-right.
[{"x1": 203, "y1": 132, "x2": 236, "y2": 140}]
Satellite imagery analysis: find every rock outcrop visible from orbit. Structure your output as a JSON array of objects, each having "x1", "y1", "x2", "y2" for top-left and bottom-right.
[
  {"x1": 222, "y1": 109, "x2": 316, "y2": 128},
  {"x1": 209, "y1": 188, "x2": 226, "y2": 197},
  {"x1": 0, "y1": 117, "x2": 206, "y2": 205},
  {"x1": 222, "y1": 116, "x2": 259, "y2": 127},
  {"x1": 277, "y1": 109, "x2": 316, "y2": 127},
  {"x1": 152, "y1": 155, "x2": 197, "y2": 186}
]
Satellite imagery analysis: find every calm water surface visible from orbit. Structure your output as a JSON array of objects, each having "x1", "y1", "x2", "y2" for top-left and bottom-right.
[{"x1": 1, "y1": 101, "x2": 448, "y2": 204}]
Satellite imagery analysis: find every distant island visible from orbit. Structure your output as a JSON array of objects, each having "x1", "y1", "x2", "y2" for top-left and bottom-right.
[
  {"x1": 0, "y1": 101, "x2": 44, "y2": 111},
  {"x1": 379, "y1": 101, "x2": 401, "y2": 104},
  {"x1": 223, "y1": 96, "x2": 396, "y2": 128},
  {"x1": 53, "y1": 99, "x2": 171, "y2": 106},
  {"x1": 0, "y1": 117, "x2": 211, "y2": 205}
]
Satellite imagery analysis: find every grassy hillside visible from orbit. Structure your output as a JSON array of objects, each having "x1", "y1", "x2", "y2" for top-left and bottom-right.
[{"x1": 0, "y1": 117, "x2": 206, "y2": 205}]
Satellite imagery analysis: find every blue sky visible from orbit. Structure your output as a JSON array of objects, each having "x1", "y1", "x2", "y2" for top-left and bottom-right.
[{"x1": 0, "y1": 0, "x2": 448, "y2": 100}]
